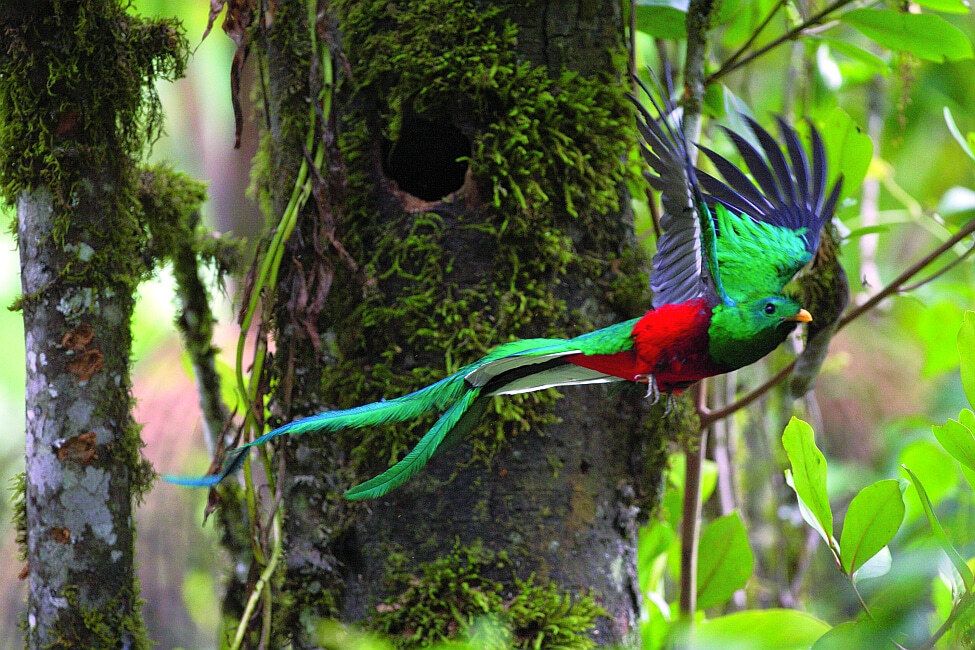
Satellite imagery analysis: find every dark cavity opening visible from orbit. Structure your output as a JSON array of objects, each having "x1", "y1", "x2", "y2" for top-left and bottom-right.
[{"x1": 382, "y1": 113, "x2": 470, "y2": 201}]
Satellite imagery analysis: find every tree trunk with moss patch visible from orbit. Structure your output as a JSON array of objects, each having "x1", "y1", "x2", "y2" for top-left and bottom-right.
[
  {"x1": 0, "y1": 3, "x2": 186, "y2": 646},
  {"x1": 257, "y1": 1, "x2": 665, "y2": 645}
]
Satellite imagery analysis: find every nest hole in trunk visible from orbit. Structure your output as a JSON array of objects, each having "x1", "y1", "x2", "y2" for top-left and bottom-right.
[{"x1": 382, "y1": 111, "x2": 471, "y2": 202}]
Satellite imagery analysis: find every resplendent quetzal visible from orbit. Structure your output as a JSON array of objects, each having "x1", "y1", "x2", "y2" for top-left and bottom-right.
[{"x1": 167, "y1": 84, "x2": 843, "y2": 501}]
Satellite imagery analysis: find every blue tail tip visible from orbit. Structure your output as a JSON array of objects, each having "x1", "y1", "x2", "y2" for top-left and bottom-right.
[{"x1": 163, "y1": 473, "x2": 222, "y2": 488}]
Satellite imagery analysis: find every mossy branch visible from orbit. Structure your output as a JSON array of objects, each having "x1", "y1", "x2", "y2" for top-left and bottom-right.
[{"x1": 138, "y1": 165, "x2": 240, "y2": 452}]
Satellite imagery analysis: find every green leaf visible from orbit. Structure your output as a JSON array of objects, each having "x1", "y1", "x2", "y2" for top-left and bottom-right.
[
  {"x1": 812, "y1": 620, "x2": 889, "y2": 649},
  {"x1": 691, "y1": 610, "x2": 831, "y2": 649},
  {"x1": 901, "y1": 464, "x2": 974, "y2": 590},
  {"x1": 638, "y1": 521, "x2": 675, "y2": 594},
  {"x1": 915, "y1": 0, "x2": 971, "y2": 15},
  {"x1": 916, "y1": 301, "x2": 965, "y2": 377},
  {"x1": 636, "y1": 0, "x2": 687, "y2": 39},
  {"x1": 704, "y1": 83, "x2": 726, "y2": 118},
  {"x1": 782, "y1": 417, "x2": 834, "y2": 543},
  {"x1": 845, "y1": 224, "x2": 892, "y2": 239},
  {"x1": 852, "y1": 545, "x2": 892, "y2": 583},
  {"x1": 839, "y1": 480, "x2": 905, "y2": 575},
  {"x1": 818, "y1": 38, "x2": 890, "y2": 76},
  {"x1": 842, "y1": 10, "x2": 974, "y2": 63},
  {"x1": 819, "y1": 107, "x2": 873, "y2": 205},
  {"x1": 696, "y1": 512, "x2": 755, "y2": 610},
  {"x1": 933, "y1": 418, "x2": 975, "y2": 472},
  {"x1": 960, "y1": 311, "x2": 975, "y2": 408},
  {"x1": 667, "y1": 453, "x2": 719, "y2": 505},
  {"x1": 945, "y1": 107, "x2": 975, "y2": 162},
  {"x1": 901, "y1": 440, "x2": 959, "y2": 515}
]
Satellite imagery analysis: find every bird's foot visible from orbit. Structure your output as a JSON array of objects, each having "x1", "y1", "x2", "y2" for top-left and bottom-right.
[
  {"x1": 634, "y1": 374, "x2": 661, "y2": 405},
  {"x1": 663, "y1": 393, "x2": 679, "y2": 417}
]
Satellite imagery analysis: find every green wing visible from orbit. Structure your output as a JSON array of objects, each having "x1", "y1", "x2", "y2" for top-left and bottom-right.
[
  {"x1": 713, "y1": 203, "x2": 812, "y2": 300},
  {"x1": 698, "y1": 116, "x2": 844, "y2": 300}
]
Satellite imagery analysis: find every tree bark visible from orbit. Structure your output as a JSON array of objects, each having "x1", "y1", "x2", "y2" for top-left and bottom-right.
[
  {"x1": 0, "y1": 3, "x2": 186, "y2": 646},
  {"x1": 253, "y1": 0, "x2": 664, "y2": 645},
  {"x1": 19, "y1": 189, "x2": 145, "y2": 648}
]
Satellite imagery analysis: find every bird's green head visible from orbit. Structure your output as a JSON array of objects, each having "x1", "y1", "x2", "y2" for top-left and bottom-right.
[{"x1": 707, "y1": 294, "x2": 812, "y2": 370}]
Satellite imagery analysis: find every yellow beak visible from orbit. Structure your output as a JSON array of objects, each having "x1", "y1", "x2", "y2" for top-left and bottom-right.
[{"x1": 787, "y1": 308, "x2": 813, "y2": 323}]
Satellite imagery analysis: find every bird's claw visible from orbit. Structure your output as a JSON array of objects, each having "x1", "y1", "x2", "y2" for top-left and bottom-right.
[
  {"x1": 635, "y1": 374, "x2": 661, "y2": 405},
  {"x1": 663, "y1": 393, "x2": 679, "y2": 417}
]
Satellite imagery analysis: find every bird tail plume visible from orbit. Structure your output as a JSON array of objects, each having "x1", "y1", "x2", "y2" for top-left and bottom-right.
[{"x1": 163, "y1": 371, "x2": 470, "y2": 489}]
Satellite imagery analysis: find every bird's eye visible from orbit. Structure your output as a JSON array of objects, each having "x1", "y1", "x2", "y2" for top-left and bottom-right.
[{"x1": 764, "y1": 303, "x2": 776, "y2": 315}]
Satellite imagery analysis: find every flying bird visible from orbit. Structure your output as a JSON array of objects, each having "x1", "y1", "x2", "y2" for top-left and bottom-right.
[{"x1": 167, "y1": 83, "x2": 843, "y2": 501}]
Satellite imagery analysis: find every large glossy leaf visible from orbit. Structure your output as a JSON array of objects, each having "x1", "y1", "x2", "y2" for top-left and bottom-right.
[
  {"x1": 900, "y1": 440, "x2": 959, "y2": 517},
  {"x1": 782, "y1": 418, "x2": 834, "y2": 543},
  {"x1": 901, "y1": 465, "x2": 974, "y2": 590},
  {"x1": 842, "y1": 10, "x2": 974, "y2": 62},
  {"x1": 819, "y1": 107, "x2": 873, "y2": 205},
  {"x1": 691, "y1": 610, "x2": 831, "y2": 649},
  {"x1": 812, "y1": 620, "x2": 890, "y2": 649},
  {"x1": 638, "y1": 521, "x2": 675, "y2": 594},
  {"x1": 636, "y1": 0, "x2": 687, "y2": 39},
  {"x1": 839, "y1": 480, "x2": 904, "y2": 575},
  {"x1": 960, "y1": 311, "x2": 975, "y2": 408},
  {"x1": 932, "y1": 418, "x2": 975, "y2": 472},
  {"x1": 696, "y1": 512, "x2": 755, "y2": 610},
  {"x1": 818, "y1": 38, "x2": 890, "y2": 76},
  {"x1": 915, "y1": 0, "x2": 972, "y2": 15}
]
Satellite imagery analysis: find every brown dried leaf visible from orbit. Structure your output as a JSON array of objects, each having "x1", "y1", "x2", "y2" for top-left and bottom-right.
[{"x1": 50, "y1": 527, "x2": 71, "y2": 544}]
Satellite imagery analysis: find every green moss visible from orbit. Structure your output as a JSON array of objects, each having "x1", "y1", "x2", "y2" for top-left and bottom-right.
[
  {"x1": 0, "y1": 0, "x2": 188, "y2": 291},
  {"x1": 368, "y1": 542, "x2": 604, "y2": 649},
  {"x1": 138, "y1": 164, "x2": 242, "y2": 285},
  {"x1": 117, "y1": 417, "x2": 156, "y2": 505},
  {"x1": 323, "y1": 0, "x2": 641, "y2": 471},
  {"x1": 48, "y1": 583, "x2": 149, "y2": 650},
  {"x1": 10, "y1": 471, "x2": 26, "y2": 561}
]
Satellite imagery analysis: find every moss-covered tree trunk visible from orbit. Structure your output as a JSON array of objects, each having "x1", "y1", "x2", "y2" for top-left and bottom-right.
[
  {"x1": 257, "y1": 1, "x2": 664, "y2": 645},
  {"x1": 0, "y1": 3, "x2": 185, "y2": 646}
]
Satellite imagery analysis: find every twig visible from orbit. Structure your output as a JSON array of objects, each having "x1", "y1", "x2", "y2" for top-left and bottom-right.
[
  {"x1": 719, "y1": 0, "x2": 787, "y2": 74},
  {"x1": 706, "y1": 0, "x2": 860, "y2": 85},
  {"x1": 898, "y1": 242, "x2": 975, "y2": 293},
  {"x1": 919, "y1": 591, "x2": 975, "y2": 650},
  {"x1": 681, "y1": 384, "x2": 710, "y2": 617},
  {"x1": 702, "y1": 217, "x2": 975, "y2": 426},
  {"x1": 230, "y1": 509, "x2": 283, "y2": 650},
  {"x1": 850, "y1": 579, "x2": 875, "y2": 621}
]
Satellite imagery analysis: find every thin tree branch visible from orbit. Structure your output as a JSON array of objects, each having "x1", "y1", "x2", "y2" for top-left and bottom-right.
[
  {"x1": 678, "y1": 0, "x2": 714, "y2": 621},
  {"x1": 681, "y1": 383, "x2": 710, "y2": 617},
  {"x1": 719, "y1": 0, "x2": 787, "y2": 73},
  {"x1": 702, "y1": 218, "x2": 975, "y2": 427},
  {"x1": 706, "y1": 0, "x2": 859, "y2": 85},
  {"x1": 898, "y1": 242, "x2": 975, "y2": 293}
]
